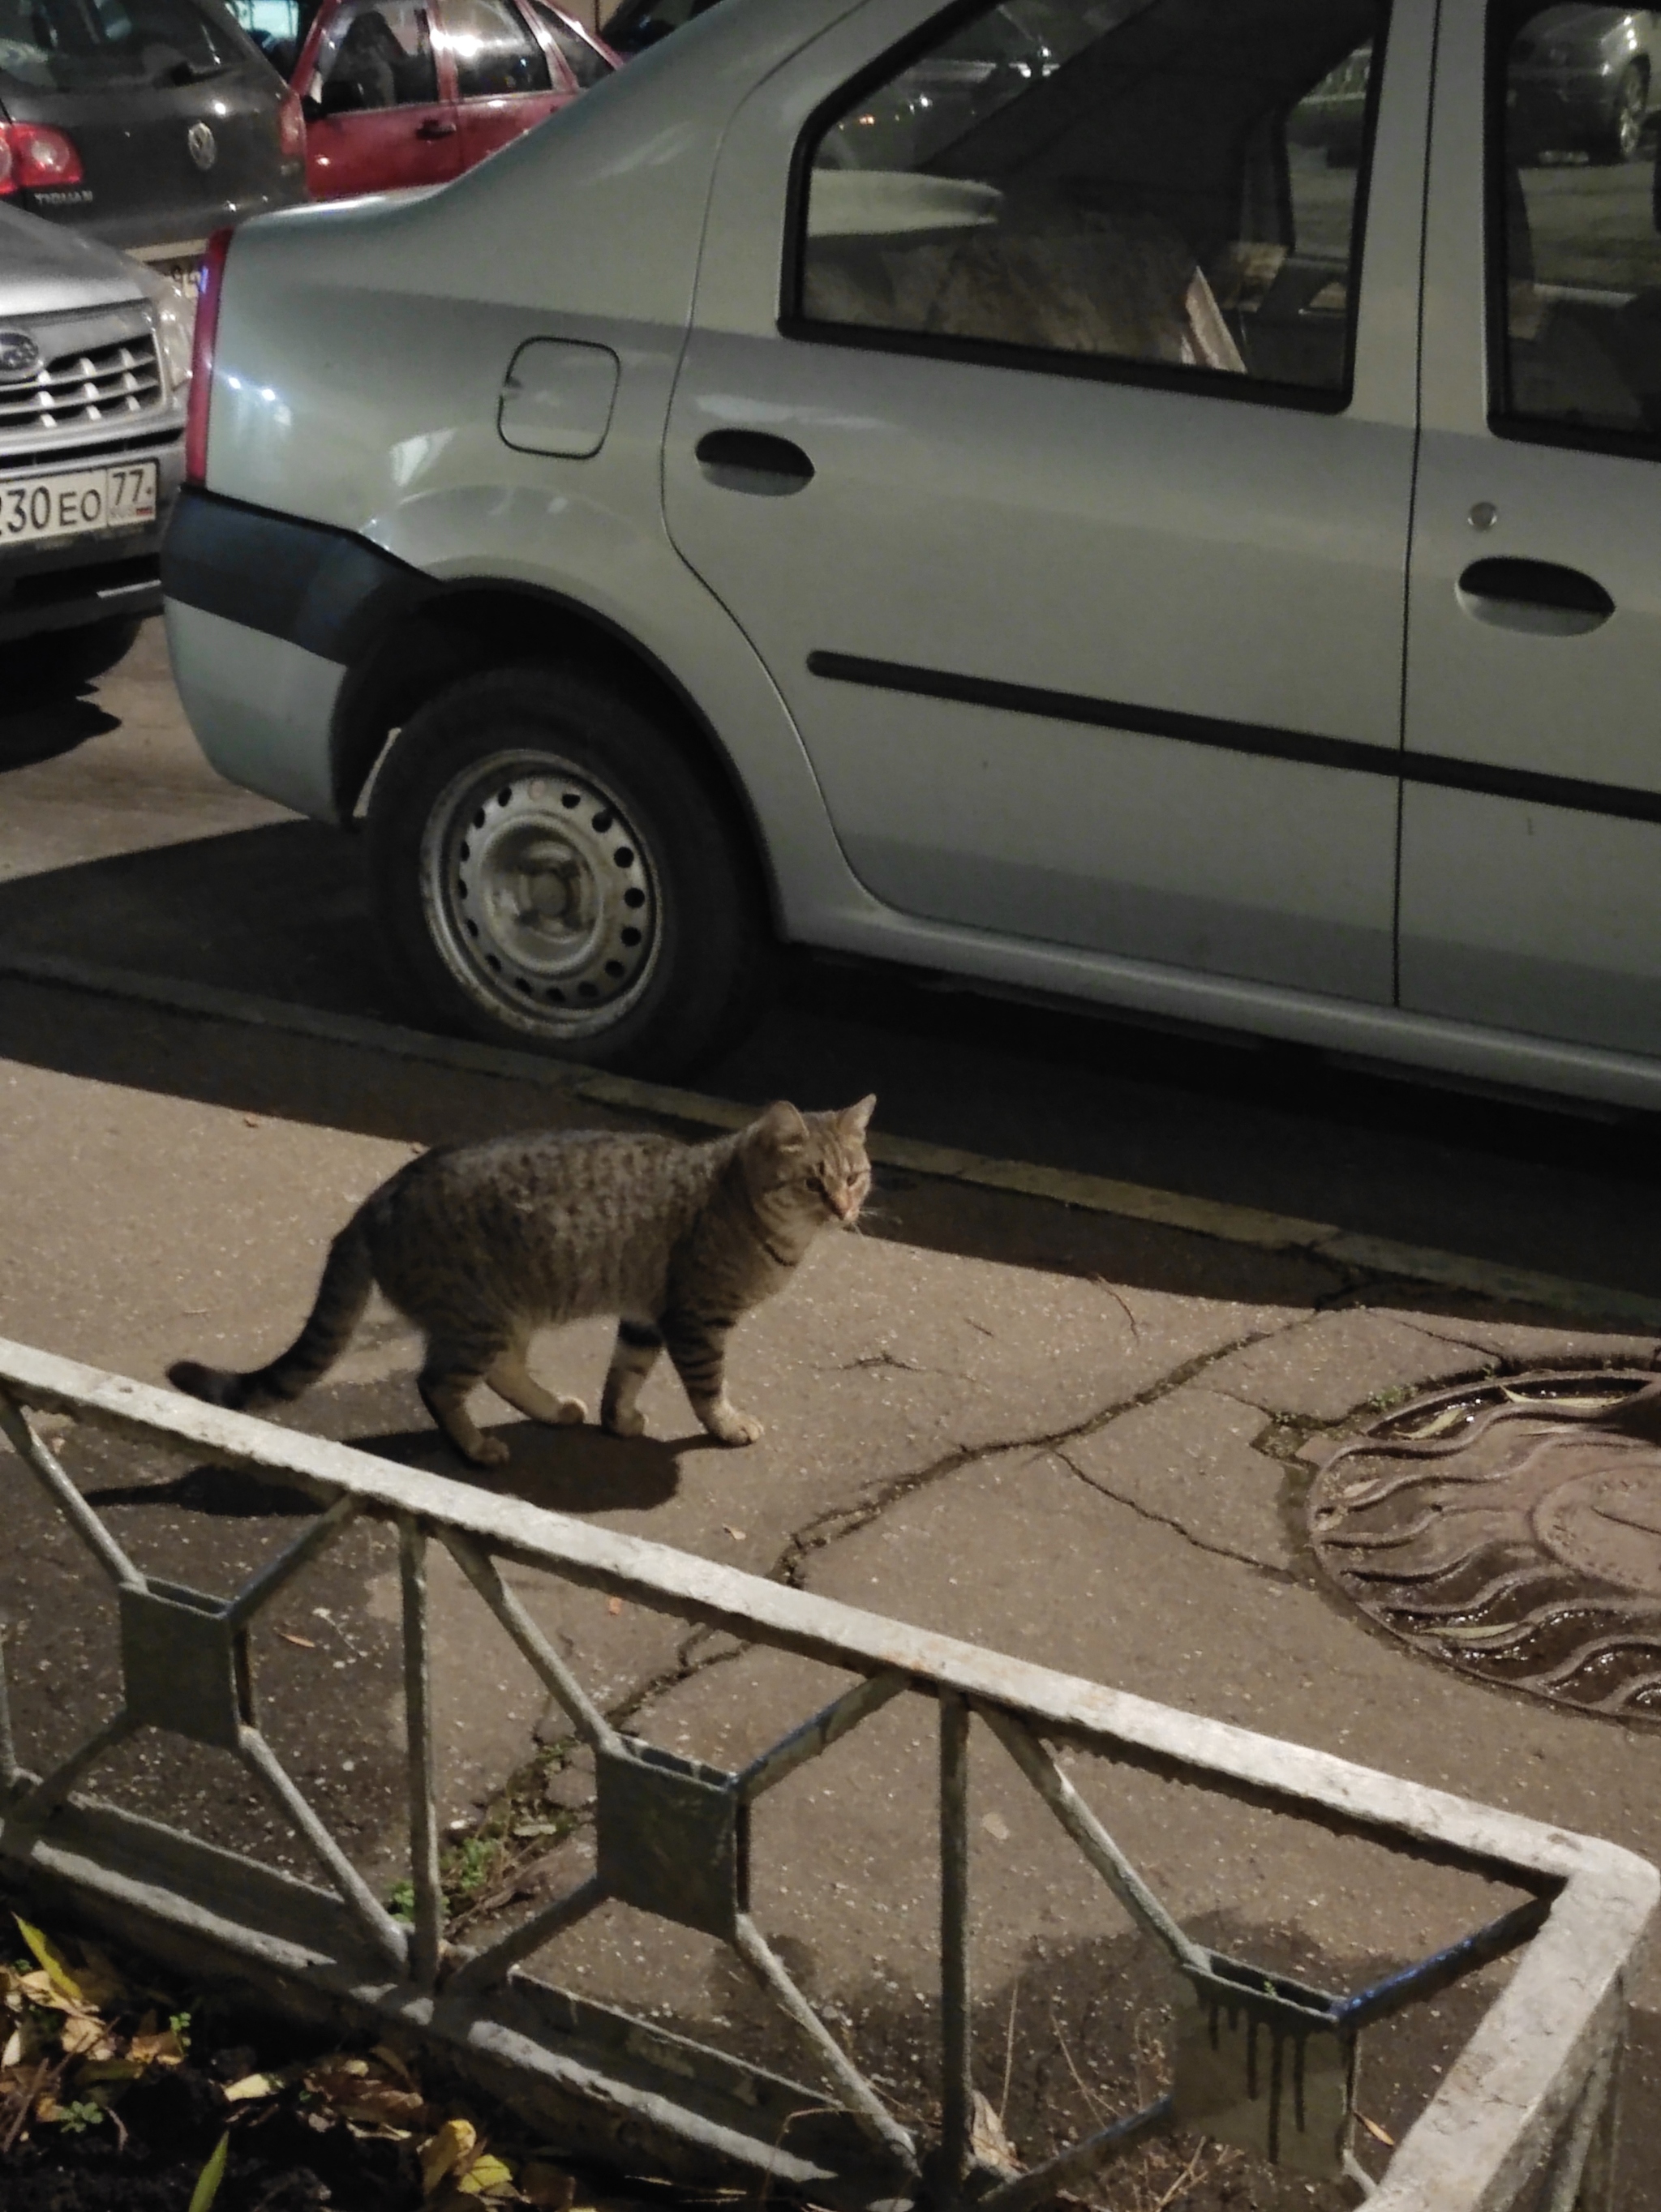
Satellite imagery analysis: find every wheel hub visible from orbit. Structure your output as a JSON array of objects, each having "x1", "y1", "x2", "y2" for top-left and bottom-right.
[{"x1": 422, "y1": 753, "x2": 659, "y2": 1038}]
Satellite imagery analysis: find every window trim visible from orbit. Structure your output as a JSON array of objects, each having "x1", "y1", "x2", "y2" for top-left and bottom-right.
[
  {"x1": 776, "y1": 0, "x2": 1392, "y2": 418},
  {"x1": 1484, "y1": 0, "x2": 1661, "y2": 463}
]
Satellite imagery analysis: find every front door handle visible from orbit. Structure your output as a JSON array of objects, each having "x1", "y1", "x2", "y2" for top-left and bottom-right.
[
  {"x1": 415, "y1": 117, "x2": 457, "y2": 138},
  {"x1": 695, "y1": 429, "x2": 815, "y2": 495},
  {"x1": 1457, "y1": 556, "x2": 1615, "y2": 637}
]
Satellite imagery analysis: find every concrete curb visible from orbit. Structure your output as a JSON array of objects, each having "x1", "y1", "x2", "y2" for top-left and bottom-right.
[{"x1": 5, "y1": 948, "x2": 1660, "y2": 1335}]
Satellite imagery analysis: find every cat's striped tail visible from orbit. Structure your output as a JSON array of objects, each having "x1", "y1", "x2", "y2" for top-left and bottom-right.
[{"x1": 169, "y1": 1220, "x2": 376, "y2": 1413}]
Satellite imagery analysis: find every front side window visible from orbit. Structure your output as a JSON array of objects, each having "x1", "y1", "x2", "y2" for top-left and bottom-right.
[
  {"x1": 315, "y1": 0, "x2": 437, "y2": 109},
  {"x1": 1493, "y1": 0, "x2": 1661, "y2": 448},
  {"x1": 531, "y1": 4, "x2": 611, "y2": 87},
  {"x1": 0, "y1": 0, "x2": 233, "y2": 92},
  {"x1": 794, "y1": 0, "x2": 1384, "y2": 402},
  {"x1": 444, "y1": 0, "x2": 550, "y2": 96}
]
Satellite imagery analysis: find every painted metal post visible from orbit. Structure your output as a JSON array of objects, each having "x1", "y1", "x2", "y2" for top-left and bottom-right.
[
  {"x1": 0, "y1": 1625, "x2": 16, "y2": 1794},
  {"x1": 400, "y1": 1515, "x2": 444, "y2": 1991},
  {"x1": 939, "y1": 1688, "x2": 972, "y2": 2199}
]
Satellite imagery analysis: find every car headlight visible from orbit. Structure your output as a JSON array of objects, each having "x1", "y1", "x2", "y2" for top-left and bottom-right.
[
  {"x1": 127, "y1": 255, "x2": 195, "y2": 397},
  {"x1": 152, "y1": 285, "x2": 195, "y2": 395}
]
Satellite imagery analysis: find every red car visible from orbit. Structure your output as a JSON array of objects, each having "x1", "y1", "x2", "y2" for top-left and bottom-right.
[{"x1": 292, "y1": 0, "x2": 617, "y2": 200}]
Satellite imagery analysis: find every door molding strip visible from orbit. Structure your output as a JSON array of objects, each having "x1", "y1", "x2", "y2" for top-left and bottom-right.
[{"x1": 808, "y1": 651, "x2": 1661, "y2": 826}]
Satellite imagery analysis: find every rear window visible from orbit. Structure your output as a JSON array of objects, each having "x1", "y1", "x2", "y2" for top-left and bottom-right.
[{"x1": 0, "y1": 0, "x2": 238, "y2": 92}]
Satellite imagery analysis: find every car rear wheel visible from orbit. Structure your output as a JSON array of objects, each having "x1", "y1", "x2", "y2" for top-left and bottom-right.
[
  {"x1": 367, "y1": 664, "x2": 774, "y2": 1077},
  {"x1": 1590, "y1": 61, "x2": 1647, "y2": 161}
]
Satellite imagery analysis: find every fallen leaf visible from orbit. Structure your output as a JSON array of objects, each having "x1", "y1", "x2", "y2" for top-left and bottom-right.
[
  {"x1": 128, "y1": 2029, "x2": 186, "y2": 2068},
  {"x1": 521, "y1": 2163, "x2": 578, "y2": 2209},
  {"x1": 15, "y1": 1922, "x2": 86, "y2": 2009},
  {"x1": 75, "y1": 2060, "x2": 144, "y2": 2086},
  {"x1": 981, "y1": 1812, "x2": 1011, "y2": 1842},
  {"x1": 1358, "y1": 2113, "x2": 1397, "y2": 2148},
  {"x1": 2, "y1": 2030, "x2": 19, "y2": 2068},
  {"x1": 606, "y1": 1597, "x2": 622, "y2": 1617},
  {"x1": 722, "y1": 1526, "x2": 746, "y2": 1542},
  {"x1": 17, "y1": 1968, "x2": 85, "y2": 2017},
  {"x1": 223, "y1": 2073, "x2": 279, "y2": 2103},
  {"x1": 243, "y1": 1115, "x2": 262, "y2": 1129},
  {"x1": 969, "y1": 2090, "x2": 1020, "y2": 2178},
  {"x1": 371, "y1": 2043, "x2": 418, "y2": 2088},
  {"x1": 58, "y1": 2016, "x2": 110, "y2": 2060},
  {"x1": 187, "y1": 2130, "x2": 230, "y2": 2212},
  {"x1": 457, "y1": 2150, "x2": 516, "y2": 2196},
  {"x1": 277, "y1": 1631, "x2": 318, "y2": 1649},
  {"x1": 422, "y1": 2116, "x2": 478, "y2": 2195},
  {"x1": 71, "y1": 1948, "x2": 127, "y2": 2010}
]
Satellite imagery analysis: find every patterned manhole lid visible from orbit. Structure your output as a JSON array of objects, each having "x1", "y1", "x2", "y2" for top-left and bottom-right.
[{"x1": 1307, "y1": 1369, "x2": 1661, "y2": 1721}]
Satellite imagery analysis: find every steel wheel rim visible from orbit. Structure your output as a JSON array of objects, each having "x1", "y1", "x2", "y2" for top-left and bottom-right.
[
  {"x1": 419, "y1": 748, "x2": 661, "y2": 1040},
  {"x1": 1619, "y1": 71, "x2": 1644, "y2": 156}
]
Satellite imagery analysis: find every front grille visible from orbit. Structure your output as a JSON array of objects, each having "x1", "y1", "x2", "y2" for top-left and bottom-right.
[{"x1": 0, "y1": 330, "x2": 163, "y2": 435}]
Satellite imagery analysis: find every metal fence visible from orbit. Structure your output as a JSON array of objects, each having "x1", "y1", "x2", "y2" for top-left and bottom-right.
[{"x1": 0, "y1": 1334, "x2": 1653, "y2": 2211}]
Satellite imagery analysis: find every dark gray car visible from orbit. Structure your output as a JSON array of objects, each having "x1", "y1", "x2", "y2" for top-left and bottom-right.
[
  {"x1": 0, "y1": 0, "x2": 306, "y2": 282},
  {"x1": 0, "y1": 202, "x2": 186, "y2": 669}
]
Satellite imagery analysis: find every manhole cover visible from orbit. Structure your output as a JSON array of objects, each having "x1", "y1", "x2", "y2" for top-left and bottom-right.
[{"x1": 1307, "y1": 1370, "x2": 1661, "y2": 1721}]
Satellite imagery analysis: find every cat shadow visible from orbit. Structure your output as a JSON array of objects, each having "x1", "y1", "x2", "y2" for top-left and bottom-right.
[
  {"x1": 351, "y1": 1420, "x2": 689, "y2": 1514},
  {"x1": 82, "y1": 1464, "x2": 321, "y2": 1518}
]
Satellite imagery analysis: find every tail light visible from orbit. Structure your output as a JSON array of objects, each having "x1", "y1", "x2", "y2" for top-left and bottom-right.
[
  {"x1": 0, "y1": 124, "x2": 84, "y2": 194},
  {"x1": 277, "y1": 88, "x2": 307, "y2": 163},
  {"x1": 184, "y1": 228, "x2": 234, "y2": 488}
]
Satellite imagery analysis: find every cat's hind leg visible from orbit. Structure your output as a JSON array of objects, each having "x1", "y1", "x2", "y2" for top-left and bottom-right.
[
  {"x1": 487, "y1": 1348, "x2": 587, "y2": 1429},
  {"x1": 600, "y1": 1319, "x2": 662, "y2": 1438},
  {"x1": 419, "y1": 1332, "x2": 513, "y2": 1466}
]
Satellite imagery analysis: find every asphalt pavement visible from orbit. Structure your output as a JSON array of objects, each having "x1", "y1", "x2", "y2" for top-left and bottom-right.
[
  {"x1": 4, "y1": 624, "x2": 1661, "y2": 2208},
  {"x1": 2, "y1": 625, "x2": 1661, "y2": 1298}
]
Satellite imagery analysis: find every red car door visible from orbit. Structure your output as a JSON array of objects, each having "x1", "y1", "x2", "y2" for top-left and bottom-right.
[
  {"x1": 298, "y1": 0, "x2": 463, "y2": 200},
  {"x1": 440, "y1": 0, "x2": 572, "y2": 171}
]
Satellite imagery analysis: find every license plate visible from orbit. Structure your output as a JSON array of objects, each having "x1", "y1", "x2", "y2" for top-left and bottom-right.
[{"x1": 0, "y1": 461, "x2": 157, "y2": 548}]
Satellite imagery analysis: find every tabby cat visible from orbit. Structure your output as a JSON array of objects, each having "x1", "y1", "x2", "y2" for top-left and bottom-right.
[{"x1": 169, "y1": 1096, "x2": 876, "y2": 1465}]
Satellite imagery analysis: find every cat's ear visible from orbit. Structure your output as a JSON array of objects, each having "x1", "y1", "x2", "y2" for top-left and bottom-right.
[
  {"x1": 754, "y1": 1100, "x2": 810, "y2": 1151},
  {"x1": 838, "y1": 1095, "x2": 877, "y2": 1139}
]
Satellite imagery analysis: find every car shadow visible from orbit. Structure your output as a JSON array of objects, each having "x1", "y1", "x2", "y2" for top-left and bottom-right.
[
  {"x1": 0, "y1": 662, "x2": 119, "y2": 770},
  {"x1": 1, "y1": 818, "x2": 1660, "y2": 1303}
]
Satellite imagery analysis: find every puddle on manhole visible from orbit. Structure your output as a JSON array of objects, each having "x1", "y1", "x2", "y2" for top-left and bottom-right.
[{"x1": 1307, "y1": 1369, "x2": 1661, "y2": 1721}]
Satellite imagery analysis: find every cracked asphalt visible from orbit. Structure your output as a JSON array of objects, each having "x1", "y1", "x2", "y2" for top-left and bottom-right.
[{"x1": 4, "y1": 626, "x2": 1661, "y2": 2206}]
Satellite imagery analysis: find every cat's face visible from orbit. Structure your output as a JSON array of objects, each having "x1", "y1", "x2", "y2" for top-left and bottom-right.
[{"x1": 747, "y1": 1095, "x2": 876, "y2": 1226}]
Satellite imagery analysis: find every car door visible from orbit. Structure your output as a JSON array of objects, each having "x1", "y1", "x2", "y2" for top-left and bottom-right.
[
  {"x1": 441, "y1": 0, "x2": 564, "y2": 171},
  {"x1": 662, "y1": 0, "x2": 1433, "y2": 1005},
  {"x1": 1400, "y1": 0, "x2": 1661, "y2": 1057},
  {"x1": 301, "y1": 0, "x2": 461, "y2": 199}
]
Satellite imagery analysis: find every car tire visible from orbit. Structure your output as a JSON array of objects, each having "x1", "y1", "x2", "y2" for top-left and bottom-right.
[
  {"x1": 1589, "y1": 61, "x2": 1647, "y2": 161},
  {"x1": 367, "y1": 663, "x2": 775, "y2": 1078}
]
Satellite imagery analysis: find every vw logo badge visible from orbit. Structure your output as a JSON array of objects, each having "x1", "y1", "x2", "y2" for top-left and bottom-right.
[
  {"x1": 0, "y1": 332, "x2": 39, "y2": 380},
  {"x1": 187, "y1": 121, "x2": 217, "y2": 171}
]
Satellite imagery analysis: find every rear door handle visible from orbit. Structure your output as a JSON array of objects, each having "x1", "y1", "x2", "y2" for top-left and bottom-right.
[
  {"x1": 1457, "y1": 556, "x2": 1615, "y2": 637},
  {"x1": 415, "y1": 117, "x2": 457, "y2": 138},
  {"x1": 695, "y1": 429, "x2": 814, "y2": 495}
]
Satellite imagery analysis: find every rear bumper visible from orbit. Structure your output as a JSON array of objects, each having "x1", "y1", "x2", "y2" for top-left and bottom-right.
[{"x1": 163, "y1": 486, "x2": 428, "y2": 821}]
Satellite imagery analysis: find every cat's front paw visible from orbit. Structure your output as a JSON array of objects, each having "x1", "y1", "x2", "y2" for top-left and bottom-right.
[
  {"x1": 704, "y1": 1404, "x2": 764, "y2": 1447},
  {"x1": 466, "y1": 1433, "x2": 512, "y2": 1468},
  {"x1": 555, "y1": 1397, "x2": 588, "y2": 1426},
  {"x1": 603, "y1": 1406, "x2": 647, "y2": 1438}
]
